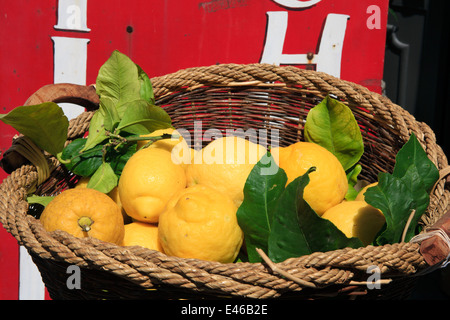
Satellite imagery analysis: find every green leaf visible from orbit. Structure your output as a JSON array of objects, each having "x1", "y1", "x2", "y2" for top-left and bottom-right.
[
  {"x1": 27, "y1": 195, "x2": 55, "y2": 207},
  {"x1": 345, "y1": 164, "x2": 362, "y2": 201},
  {"x1": 81, "y1": 97, "x2": 121, "y2": 152},
  {"x1": 137, "y1": 64, "x2": 155, "y2": 104},
  {"x1": 105, "y1": 139, "x2": 137, "y2": 176},
  {"x1": 86, "y1": 162, "x2": 118, "y2": 194},
  {"x1": 268, "y1": 167, "x2": 362, "y2": 263},
  {"x1": 117, "y1": 99, "x2": 172, "y2": 135},
  {"x1": 0, "y1": 102, "x2": 69, "y2": 156},
  {"x1": 365, "y1": 167, "x2": 429, "y2": 245},
  {"x1": 96, "y1": 50, "x2": 141, "y2": 115},
  {"x1": 392, "y1": 133, "x2": 440, "y2": 192},
  {"x1": 304, "y1": 96, "x2": 364, "y2": 171},
  {"x1": 236, "y1": 152, "x2": 287, "y2": 263},
  {"x1": 365, "y1": 133, "x2": 439, "y2": 244},
  {"x1": 99, "y1": 96, "x2": 121, "y2": 132},
  {"x1": 60, "y1": 138, "x2": 103, "y2": 176},
  {"x1": 60, "y1": 135, "x2": 137, "y2": 178},
  {"x1": 81, "y1": 109, "x2": 107, "y2": 152}
]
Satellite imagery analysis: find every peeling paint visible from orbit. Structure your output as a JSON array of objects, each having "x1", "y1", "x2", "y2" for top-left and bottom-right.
[{"x1": 199, "y1": 0, "x2": 248, "y2": 13}]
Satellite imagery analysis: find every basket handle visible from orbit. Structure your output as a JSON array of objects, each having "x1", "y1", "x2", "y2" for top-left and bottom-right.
[
  {"x1": 0, "y1": 83, "x2": 99, "y2": 174},
  {"x1": 24, "y1": 83, "x2": 99, "y2": 110}
]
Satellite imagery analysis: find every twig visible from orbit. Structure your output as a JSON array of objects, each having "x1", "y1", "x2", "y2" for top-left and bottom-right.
[
  {"x1": 431, "y1": 166, "x2": 450, "y2": 196},
  {"x1": 255, "y1": 248, "x2": 317, "y2": 288},
  {"x1": 402, "y1": 209, "x2": 416, "y2": 242},
  {"x1": 349, "y1": 279, "x2": 392, "y2": 286}
]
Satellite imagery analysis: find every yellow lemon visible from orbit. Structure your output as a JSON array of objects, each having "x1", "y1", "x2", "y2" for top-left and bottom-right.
[
  {"x1": 137, "y1": 128, "x2": 195, "y2": 167},
  {"x1": 271, "y1": 142, "x2": 348, "y2": 215},
  {"x1": 122, "y1": 221, "x2": 164, "y2": 252},
  {"x1": 185, "y1": 136, "x2": 267, "y2": 207},
  {"x1": 108, "y1": 186, "x2": 132, "y2": 224},
  {"x1": 322, "y1": 200, "x2": 385, "y2": 246},
  {"x1": 158, "y1": 184, "x2": 243, "y2": 263},
  {"x1": 118, "y1": 147, "x2": 187, "y2": 223},
  {"x1": 137, "y1": 127, "x2": 179, "y2": 150},
  {"x1": 74, "y1": 176, "x2": 90, "y2": 188},
  {"x1": 355, "y1": 182, "x2": 378, "y2": 201},
  {"x1": 74, "y1": 176, "x2": 131, "y2": 224},
  {"x1": 40, "y1": 188, "x2": 125, "y2": 245}
]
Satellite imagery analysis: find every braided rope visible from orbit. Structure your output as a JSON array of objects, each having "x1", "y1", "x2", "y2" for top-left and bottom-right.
[{"x1": 0, "y1": 64, "x2": 448, "y2": 299}]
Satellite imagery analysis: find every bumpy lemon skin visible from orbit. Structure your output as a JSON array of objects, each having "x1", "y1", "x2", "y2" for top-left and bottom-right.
[
  {"x1": 137, "y1": 128, "x2": 196, "y2": 168},
  {"x1": 118, "y1": 147, "x2": 187, "y2": 223},
  {"x1": 271, "y1": 142, "x2": 348, "y2": 216},
  {"x1": 185, "y1": 136, "x2": 267, "y2": 207},
  {"x1": 158, "y1": 184, "x2": 244, "y2": 263},
  {"x1": 40, "y1": 188, "x2": 125, "y2": 245},
  {"x1": 137, "y1": 128, "x2": 179, "y2": 151}
]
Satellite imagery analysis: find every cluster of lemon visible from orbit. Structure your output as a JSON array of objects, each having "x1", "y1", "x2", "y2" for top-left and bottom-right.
[{"x1": 40, "y1": 127, "x2": 385, "y2": 263}]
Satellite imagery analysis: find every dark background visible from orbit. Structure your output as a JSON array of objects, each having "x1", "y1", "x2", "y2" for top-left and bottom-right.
[
  {"x1": 384, "y1": 0, "x2": 450, "y2": 299},
  {"x1": 384, "y1": 0, "x2": 450, "y2": 157}
]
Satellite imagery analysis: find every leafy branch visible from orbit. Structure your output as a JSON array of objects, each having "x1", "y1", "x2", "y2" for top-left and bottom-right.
[
  {"x1": 0, "y1": 51, "x2": 172, "y2": 196},
  {"x1": 57, "y1": 50, "x2": 173, "y2": 193}
]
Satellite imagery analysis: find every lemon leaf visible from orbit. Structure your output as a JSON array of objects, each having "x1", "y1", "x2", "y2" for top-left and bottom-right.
[
  {"x1": 392, "y1": 133, "x2": 440, "y2": 192},
  {"x1": 268, "y1": 167, "x2": 363, "y2": 263},
  {"x1": 0, "y1": 102, "x2": 69, "y2": 156},
  {"x1": 137, "y1": 64, "x2": 155, "y2": 105},
  {"x1": 60, "y1": 138, "x2": 103, "y2": 176},
  {"x1": 365, "y1": 167, "x2": 429, "y2": 245},
  {"x1": 117, "y1": 99, "x2": 172, "y2": 135},
  {"x1": 365, "y1": 133, "x2": 439, "y2": 244},
  {"x1": 81, "y1": 109, "x2": 107, "y2": 153},
  {"x1": 106, "y1": 139, "x2": 136, "y2": 176},
  {"x1": 304, "y1": 96, "x2": 364, "y2": 171},
  {"x1": 87, "y1": 162, "x2": 118, "y2": 194},
  {"x1": 26, "y1": 195, "x2": 55, "y2": 207},
  {"x1": 81, "y1": 97, "x2": 122, "y2": 153},
  {"x1": 345, "y1": 164, "x2": 362, "y2": 201},
  {"x1": 98, "y1": 96, "x2": 121, "y2": 132},
  {"x1": 236, "y1": 152, "x2": 287, "y2": 263},
  {"x1": 96, "y1": 50, "x2": 141, "y2": 111}
]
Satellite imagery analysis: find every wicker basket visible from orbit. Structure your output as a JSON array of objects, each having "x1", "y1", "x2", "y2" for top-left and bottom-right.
[{"x1": 1, "y1": 63, "x2": 449, "y2": 300}]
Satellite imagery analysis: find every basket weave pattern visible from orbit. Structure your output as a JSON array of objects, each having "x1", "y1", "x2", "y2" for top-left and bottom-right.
[{"x1": 0, "y1": 63, "x2": 449, "y2": 299}]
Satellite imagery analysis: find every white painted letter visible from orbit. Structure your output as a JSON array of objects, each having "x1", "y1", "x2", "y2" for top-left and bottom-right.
[
  {"x1": 260, "y1": 12, "x2": 349, "y2": 78},
  {"x1": 52, "y1": 36, "x2": 90, "y2": 119},
  {"x1": 272, "y1": 0, "x2": 322, "y2": 9}
]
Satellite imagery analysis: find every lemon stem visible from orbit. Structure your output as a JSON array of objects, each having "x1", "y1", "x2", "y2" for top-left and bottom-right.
[{"x1": 78, "y1": 216, "x2": 94, "y2": 233}]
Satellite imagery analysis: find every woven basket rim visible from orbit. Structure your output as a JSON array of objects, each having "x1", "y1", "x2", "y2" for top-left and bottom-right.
[{"x1": 1, "y1": 63, "x2": 449, "y2": 299}]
